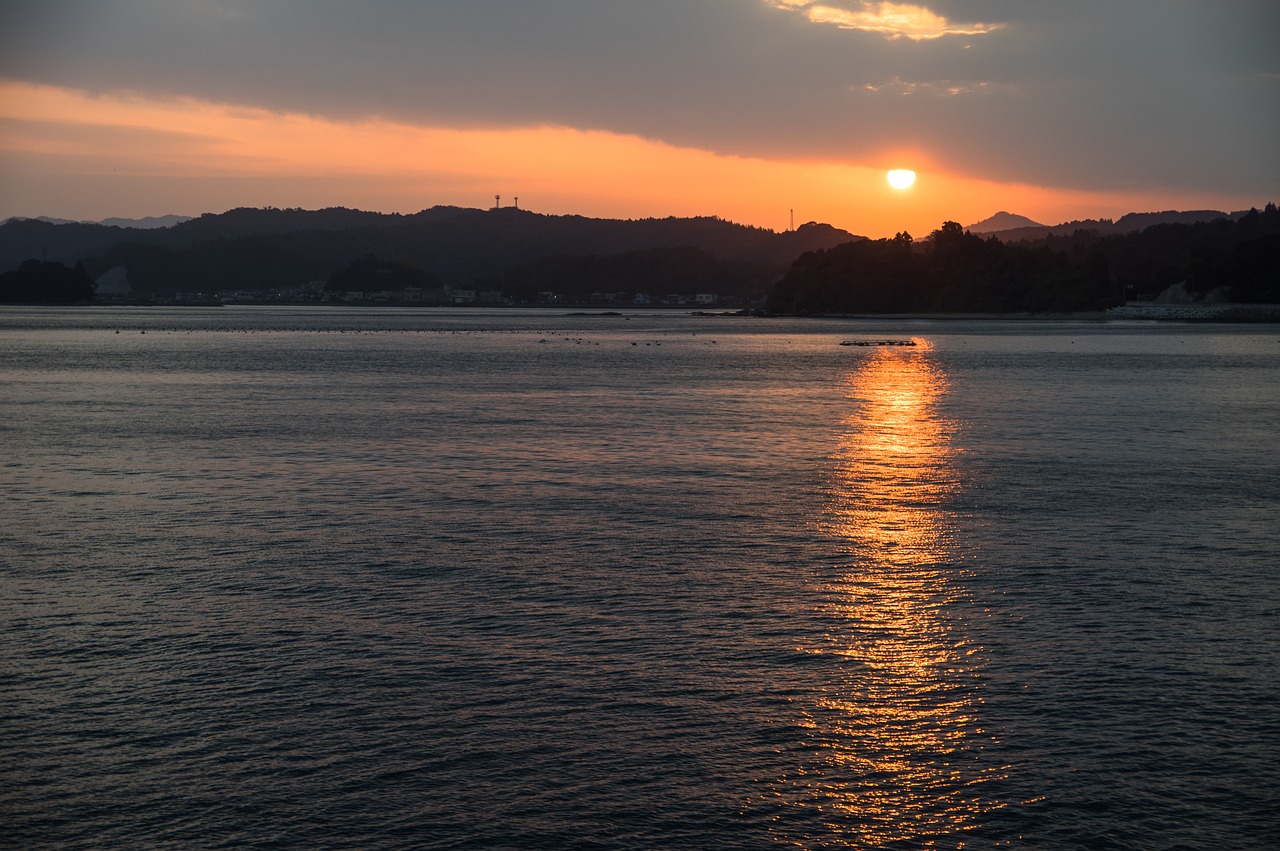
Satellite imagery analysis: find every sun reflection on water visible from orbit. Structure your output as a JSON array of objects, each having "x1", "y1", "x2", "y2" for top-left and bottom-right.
[{"x1": 770, "y1": 339, "x2": 1004, "y2": 846}]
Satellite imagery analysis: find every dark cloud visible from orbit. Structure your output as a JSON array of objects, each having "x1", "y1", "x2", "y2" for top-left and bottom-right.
[{"x1": 2, "y1": 0, "x2": 1276, "y2": 195}]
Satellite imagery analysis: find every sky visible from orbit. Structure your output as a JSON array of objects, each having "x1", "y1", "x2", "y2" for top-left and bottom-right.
[{"x1": 1, "y1": 0, "x2": 1277, "y2": 237}]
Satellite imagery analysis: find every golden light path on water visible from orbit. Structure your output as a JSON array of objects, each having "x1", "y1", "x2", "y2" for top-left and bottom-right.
[{"x1": 772, "y1": 339, "x2": 1005, "y2": 847}]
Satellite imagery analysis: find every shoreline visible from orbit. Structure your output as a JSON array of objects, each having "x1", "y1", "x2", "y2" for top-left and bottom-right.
[
  {"x1": 7, "y1": 302, "x2": 1280, "y2": 323},
  {"x1": 773, "y1": 304, "x2": 1280, "y2": 323},
  {"x1": 790, "y1": 311, "x2": 1109, "y2": 322},
  {"x1": 1104, "y1": 302, "x2": 1280, "y2": 322}
]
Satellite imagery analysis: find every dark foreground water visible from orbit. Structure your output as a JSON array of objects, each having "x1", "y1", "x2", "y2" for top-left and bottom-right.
[{"x1": 2, "y1": 307, "x2": 1278, "y2": 849}]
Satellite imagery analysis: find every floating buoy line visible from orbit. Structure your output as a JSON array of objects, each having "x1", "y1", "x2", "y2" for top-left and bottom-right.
[{"x1": 839, "y1": 339, "x2": 917, "y2": 347}]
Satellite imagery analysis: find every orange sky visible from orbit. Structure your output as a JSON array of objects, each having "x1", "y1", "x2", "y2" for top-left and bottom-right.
[{"x1": 0, "y1": 80, "x2": 1259, "y2": 237}]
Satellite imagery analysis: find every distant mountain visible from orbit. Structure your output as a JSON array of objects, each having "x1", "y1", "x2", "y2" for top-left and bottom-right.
[
  {"x1": 1111, "y1": 210, "x2": 1236, "y2": 232},
  {"x1": 2, "y1": 214, "x2": 192, "y2": 229},
  {"x1": 975, "y1": 209, "x2": 1242, "y2": 242},
  {"x1": 1, "y1": 216, "x2": 84, "y2": 227},
  {"x1": 98, "y1": 215, "x2": 192, "y2": 229},
  {"x1": 966, "y1": 211, "x2": 1046, "y2": 233}
]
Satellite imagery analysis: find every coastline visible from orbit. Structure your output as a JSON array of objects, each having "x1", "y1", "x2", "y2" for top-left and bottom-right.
[
  {"x1": 771, "y1": 305, "x2": 1280, "y2": 323},
  {"x1": 790, "y1": 311, "x2": 1110, "y2": 322},
  {"x1": 1104, "y1": 302, "x2": 1280, "y2": 322},
  {"x1": 8, "y1": 302, "x2": 1280, "y2": 323}
]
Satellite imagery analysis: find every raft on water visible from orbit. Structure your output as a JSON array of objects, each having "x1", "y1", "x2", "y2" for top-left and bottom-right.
[{"x1": 839, "y1": 339, "x2": 917, "y2": 347}]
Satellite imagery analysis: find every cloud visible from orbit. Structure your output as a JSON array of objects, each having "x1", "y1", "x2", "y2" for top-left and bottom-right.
[
  {"x1": 11, "y1": 79, "x2": 1238, "y2": 239},
  {"x1": 764, "y1": 0, "x2": 1003, "y2": 40},
  {"x1": 860, "y1": 76, "x2": 1016, "y2": 96},
  {"x1": 0, "y1": 1, "x2": 1275, "y2": 205}
]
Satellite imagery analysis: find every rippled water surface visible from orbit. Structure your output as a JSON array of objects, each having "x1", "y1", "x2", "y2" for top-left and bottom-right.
[{"x1": 3, "y1": 307, "x2": 1278, "y2": 848}]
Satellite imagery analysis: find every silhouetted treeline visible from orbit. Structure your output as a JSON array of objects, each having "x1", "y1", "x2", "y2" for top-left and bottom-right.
[
  {"x1": 768, "y1": 223, "x2": 1114, "y2": 314},
  {"x1": 976, "y1": 208, "x2": 1248, "y2": 243},
  {"x1": 6, "y1": 204, "x2": 1275, "y2": 307},
  {"x1": 768, "y1": 205, "x2": 1280, "y2": 314},
  {"x1": 1032, "y1": 203, "x2": 1280, "y2": 303},
  {"x1": 0, "y1": 259, "x2": 96, "y2": 304}
]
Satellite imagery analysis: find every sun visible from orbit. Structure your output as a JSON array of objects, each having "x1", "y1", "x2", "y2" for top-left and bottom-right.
[{"x1": 887, "y1": 169, "x2": 916, "y2": 190}]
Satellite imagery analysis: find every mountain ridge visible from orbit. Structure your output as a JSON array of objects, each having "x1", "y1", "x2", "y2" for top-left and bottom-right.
[
  {"x1": 968, "y1": 208, "x2": 1247, "y2": 242},
  {"x1": 3, "y1": 203, "x2": 1273, "y2": 303},
  {"x1": 0, "y1": 205, "x2": 860, "y2": 299},
  {"x1": 2, "y1": 214, "x2": 193, "y2": 230},
  {"x1": 966, "y1": 211, "x2": 1046, "y2": 233}
]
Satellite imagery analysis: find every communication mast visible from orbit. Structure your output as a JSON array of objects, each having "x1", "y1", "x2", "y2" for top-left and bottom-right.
[{"x1": 495, "y1": 194, "x2": 501, "y2": 209}]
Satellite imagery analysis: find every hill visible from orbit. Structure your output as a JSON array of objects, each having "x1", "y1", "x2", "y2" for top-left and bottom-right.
[
  {"x1": 98, "y1": 215, "x2": 192, "y2": 230},
  {"x1": 0, "y1": 206, "x2": 859, "y2": 302},
  {"x1": 768, "y1": 204, "x2": 1280, "y2": 314},
  {"x1": 966, "y1": 211, "x2": 1046, "y2": 233},
  {"x1": 972, "y1": 209, "x2": 1243, "y2": 242},
  {"x1": 2, "y1": 214, "x2": 192, "y2": 229}
]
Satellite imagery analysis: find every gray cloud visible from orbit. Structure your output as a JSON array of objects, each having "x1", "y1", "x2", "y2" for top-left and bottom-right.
[{"x1": 2, "y1": 0, "x2": 1276, "y2": 195}]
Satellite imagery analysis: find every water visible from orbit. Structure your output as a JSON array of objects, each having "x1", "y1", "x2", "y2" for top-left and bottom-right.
[{"x1": 2, "y1": 307, "x2": 1278, "y2": 849}]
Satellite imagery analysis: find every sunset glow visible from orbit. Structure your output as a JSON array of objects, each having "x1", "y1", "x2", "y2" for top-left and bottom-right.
[
  {"x1": 2, "y1": 79, "x2": 1249, "y2": 239},
  {"x1": 0, "y1": 1, "x2": 1272, "y2": 235}
]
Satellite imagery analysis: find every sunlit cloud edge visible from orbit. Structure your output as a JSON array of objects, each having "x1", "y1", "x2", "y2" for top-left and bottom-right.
[{"x1": 764, "y1": 0, "x2": 1003, "y2": 40}]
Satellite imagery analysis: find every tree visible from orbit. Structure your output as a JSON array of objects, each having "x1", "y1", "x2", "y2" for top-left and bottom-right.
[
  {"x1": 325, "y1": 254, "x2": 439, "y2": 293},
  {"x1": 0, "y1": 259, "x2": 96, "y2": 303},
  {"x1": 767, "y1": 219, "x2": 1124, "y2": 314}
]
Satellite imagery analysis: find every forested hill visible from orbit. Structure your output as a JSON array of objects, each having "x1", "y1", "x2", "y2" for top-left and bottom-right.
[
  {"x1": 973, "y1": 209, "x2": 1248, "y2": 242},
  {"x1": 767, "y1": 204, "x2": 1280, "y2": 314},
  {"x1": 0, "y1": 206, "x2": 856, "y2": 298}
]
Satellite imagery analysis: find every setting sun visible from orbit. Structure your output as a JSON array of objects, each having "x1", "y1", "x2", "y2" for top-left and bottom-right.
[{"x1": 887, "y1": 169, "x2": 917, "y2": 190}]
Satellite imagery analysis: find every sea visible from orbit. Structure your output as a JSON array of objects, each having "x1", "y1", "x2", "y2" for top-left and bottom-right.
[{"x1": 2, "y1": 306, "x2": 1277, "y2": 849}]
